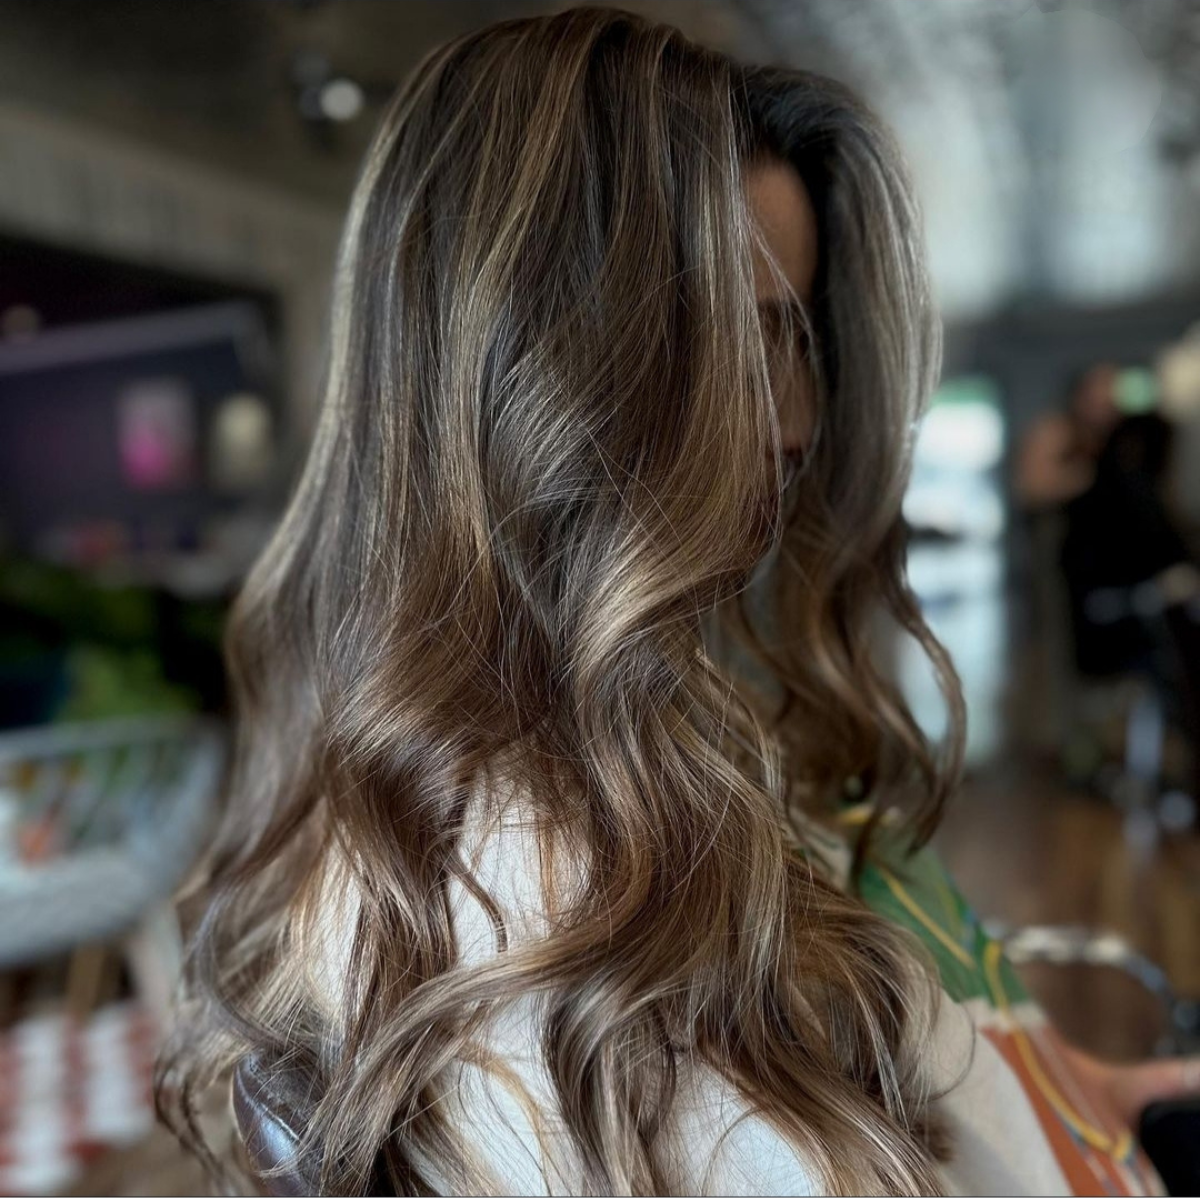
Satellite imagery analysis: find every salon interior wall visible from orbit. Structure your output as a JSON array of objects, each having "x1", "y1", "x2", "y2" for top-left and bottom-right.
[
  {"x1": 0, "y1": 104, "x2": 341, "y2": 431},
  {"x1": 0, "y1": 0, "x2": 362, "y2": 437}
]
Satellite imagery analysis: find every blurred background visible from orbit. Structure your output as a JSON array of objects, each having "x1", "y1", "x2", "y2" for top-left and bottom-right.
[{"x1": 0, "y1": 0, "x2": 1197, "y2": 1193}]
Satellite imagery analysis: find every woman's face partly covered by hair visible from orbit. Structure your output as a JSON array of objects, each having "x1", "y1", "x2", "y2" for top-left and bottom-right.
[{"x1": 745, "y1": 157, "x2": 820, "y2": 459}]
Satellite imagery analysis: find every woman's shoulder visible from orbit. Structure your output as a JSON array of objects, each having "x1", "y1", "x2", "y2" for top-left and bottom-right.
[
  {"x1": 440, "y1": 1005, "x2": 821, "y2": 1196},
  {"x1": 444, "y1": 792, "x2": 823, "y2": 1194}
]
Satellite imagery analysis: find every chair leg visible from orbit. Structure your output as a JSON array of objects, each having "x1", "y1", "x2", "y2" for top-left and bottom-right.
[
  {"x1": 1120, "y1": 685, "x2": 1166, "y2": 853},
  {"x1": 122, "y1": 902, "x2": 184, "y2": 1028},
  {"x1": 66, "y1": 943, "x2": 115, "y2": 1021},
  {"x1": 0, "y1": 969, "x2": 16, "y2": 1028},
  {"x1": 1125, "y1": 686, "x2": 1165, "y2": 792}
]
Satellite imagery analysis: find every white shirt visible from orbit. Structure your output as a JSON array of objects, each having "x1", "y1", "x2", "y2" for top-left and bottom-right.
[{"x1": 305, "y1": 796, "x2": 1076, "y2": 1196}]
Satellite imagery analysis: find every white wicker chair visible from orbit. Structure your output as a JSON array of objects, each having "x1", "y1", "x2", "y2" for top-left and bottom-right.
[{"x1": 0, "y1": 715, "x2": 226, "y2": 1021}]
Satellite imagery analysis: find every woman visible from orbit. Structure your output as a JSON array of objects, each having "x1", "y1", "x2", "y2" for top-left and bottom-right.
[
  {"x1": 157, "y1": 8, "x2": 1195, "y2": 1195},
  {"x1": 1060, "y1": 411, "x2": 1200, "y2": 809}
]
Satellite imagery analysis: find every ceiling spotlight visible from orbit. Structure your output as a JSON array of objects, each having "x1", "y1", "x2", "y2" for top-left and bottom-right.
[
  {"x1": 289, "y1": 48, "x2": 386, "y2": 138},
  {"x1": 318, "y1": 77, "x2": 364, "y2": 122}
]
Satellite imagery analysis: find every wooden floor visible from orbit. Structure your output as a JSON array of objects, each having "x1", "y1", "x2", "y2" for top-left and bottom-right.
[
  {"x1": 937, "y1": 755, "x2": 1200, "y2": 1061},
  {"x1": 9, "y1": 667, "x2": 1199, "y2": 1195},
  {"x1": 58, "y1": 1126, "x2": 214, "y2": 1198}
]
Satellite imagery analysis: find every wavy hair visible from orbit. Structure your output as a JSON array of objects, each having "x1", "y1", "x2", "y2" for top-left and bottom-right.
[{"x1": 157, "y1": 7, "x2": 965, "y2": 1195}]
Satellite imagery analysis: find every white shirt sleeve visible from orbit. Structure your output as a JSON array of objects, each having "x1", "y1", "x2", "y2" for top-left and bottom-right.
[{"x1": 433, "y1": 1035, "x2": 820, "y2": 1197}]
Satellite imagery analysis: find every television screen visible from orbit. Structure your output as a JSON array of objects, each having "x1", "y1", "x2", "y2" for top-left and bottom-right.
[{"x1": 0, "y1": 302, "x2": 279, "y2": 558}]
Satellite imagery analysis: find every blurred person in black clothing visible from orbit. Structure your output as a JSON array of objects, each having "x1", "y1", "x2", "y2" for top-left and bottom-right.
[
  {"x1": 1012, "y1": 363, "x2": 1127, "y2": 753},
  {"x1": 1059, "y1": 410, "x2": 1200, "y2": 805}
]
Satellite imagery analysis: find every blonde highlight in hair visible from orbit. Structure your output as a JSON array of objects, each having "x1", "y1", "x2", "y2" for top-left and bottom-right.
[{"x1": 157, "y1": 7, "x2": 965, "y2": 1195}]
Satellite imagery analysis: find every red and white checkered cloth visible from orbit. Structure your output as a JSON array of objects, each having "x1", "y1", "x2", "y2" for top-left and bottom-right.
[{"x1": 0, "y1": 1002, "x2": 158, "y2": 1196}]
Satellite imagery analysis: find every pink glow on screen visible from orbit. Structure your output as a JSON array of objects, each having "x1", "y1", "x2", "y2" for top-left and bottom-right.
[{"x1": 116, "y1": 378, "x2": 198, "y2": 490}]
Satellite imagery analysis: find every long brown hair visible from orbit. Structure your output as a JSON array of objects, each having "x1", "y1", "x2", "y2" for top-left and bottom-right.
[{"x1": 157, "y1": 7, "x2": 964, "y2": 1194}]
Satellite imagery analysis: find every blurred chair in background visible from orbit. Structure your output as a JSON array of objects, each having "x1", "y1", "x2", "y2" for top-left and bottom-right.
[
  {"x1": 0, "y1": 715, "x2": 224, "y2": 1016},
  {"x1": 0, "y1": 715, "x2": 224, "y2": 1195}
]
